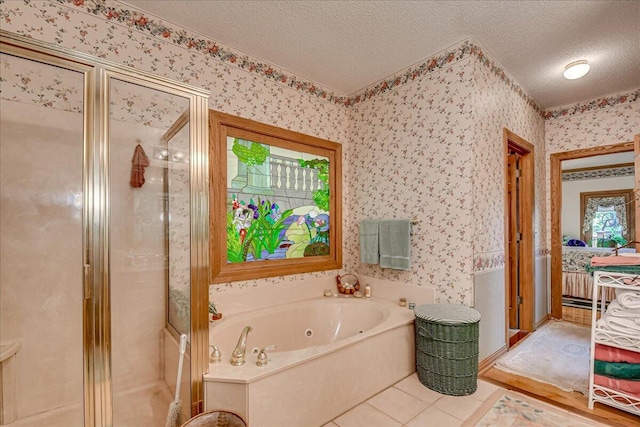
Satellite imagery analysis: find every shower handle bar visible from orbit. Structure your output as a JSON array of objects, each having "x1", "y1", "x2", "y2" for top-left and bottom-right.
[{"x1": 83, "y1": 264, "x2": 91, "y2": 299}]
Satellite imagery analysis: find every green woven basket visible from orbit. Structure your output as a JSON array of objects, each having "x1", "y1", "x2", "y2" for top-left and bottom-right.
[{"x1": 414, "y1": 304, "x2": 480, "y2": 396}]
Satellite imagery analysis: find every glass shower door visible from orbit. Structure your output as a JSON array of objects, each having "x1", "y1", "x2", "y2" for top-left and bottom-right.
[
  {"x1": 2, "y1": 32, "x2": 209, "y2": 426},
  {"x1": 0, "y1": 53, "x2": 85, "y2": 426},
  {"x1": 107, "y1": 77, "x2": 192, "y2": 426}
]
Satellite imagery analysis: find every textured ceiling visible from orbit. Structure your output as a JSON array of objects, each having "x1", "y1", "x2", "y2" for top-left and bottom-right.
[{"x1": 124, "y1": 0, "x2": 640, "y2": 109}]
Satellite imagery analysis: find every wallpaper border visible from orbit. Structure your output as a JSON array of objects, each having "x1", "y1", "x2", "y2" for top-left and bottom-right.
[
  {"x1": 46, "y1": 0, "x2": 349, "y2": 105},
  {"x1": 474, "y1": 248, "x2": 549, "y2": 273},
  {"x1": 330, "y1": 39, "x2": 544, "y2": 115},
  {"x1": 562, "y1": 165, "x2": 635, "y2": 181},
  {"x1": 544, "y1": 88, "x2": 640, "y2": 120},
  {"x1": 21, "y1": 1, "x2": 636, "y2": 124},
  {"x1": 474, "y1": 252, "x2": 506, "y2": 272},
  {"x1": 49, "y1": 0, "x2": 544, "y2": 114}
]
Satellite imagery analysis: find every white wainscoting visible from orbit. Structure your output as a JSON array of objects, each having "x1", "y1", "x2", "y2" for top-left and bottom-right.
[
  {"x1": 474, "y1": 268, "x2": 506, "y2": 361},
  {"x1": 474, "y1": 256, "x2": 550, "y2": 362},
  {"x1": 535, "y1": 255, "x2": 550, "y2": 326}
]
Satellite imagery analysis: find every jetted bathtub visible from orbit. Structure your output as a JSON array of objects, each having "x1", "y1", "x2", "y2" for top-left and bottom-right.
[{"x1": 203, "y1": 296, "x2": 416, "y2": 426}]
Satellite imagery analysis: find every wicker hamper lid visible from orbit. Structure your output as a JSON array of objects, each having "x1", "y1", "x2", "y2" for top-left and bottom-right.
[{"x1": 414, "y1": 303, "x2": 481, "y2": 324}]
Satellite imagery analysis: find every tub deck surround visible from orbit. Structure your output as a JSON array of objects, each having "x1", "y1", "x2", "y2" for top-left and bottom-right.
[
  {"x1": 209, "y1": 274, "x2": 436, "y2": 318},
  {"x1": 357, "y1": 275, "x2": 436, "y2": 307},
  {"x1": 206, "y1": 296, "x2": 414, "y2": 383},
  {"x1": 209, "y1": 275, "x2": 338, "y2": 316},
  {"x1": 204, "y1": 296, "x2": 417, "y2": 426}
]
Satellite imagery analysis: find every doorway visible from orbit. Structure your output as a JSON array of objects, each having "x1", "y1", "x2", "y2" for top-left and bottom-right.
[
  {"x1": 549, "y1": 140, "x2": 636, "y2": 319},
  {"x1": 503, "y1": 129, "x2": 535, "y2": 347}
]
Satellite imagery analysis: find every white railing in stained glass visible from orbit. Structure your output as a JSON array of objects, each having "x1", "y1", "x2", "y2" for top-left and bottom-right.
[{"x1": 269, "y1": 155, "x2": 322, "y2": 192}]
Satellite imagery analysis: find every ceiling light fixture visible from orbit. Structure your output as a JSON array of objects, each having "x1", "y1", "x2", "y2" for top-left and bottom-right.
[{"x1": 563, "y1": 60, "x2": 590, "y2": 80}]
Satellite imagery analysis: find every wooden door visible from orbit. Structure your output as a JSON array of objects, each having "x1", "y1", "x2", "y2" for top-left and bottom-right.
[
  {"x1": 507, "y1": 153, "x2": 522, "y2": 328},
  {"x1": 503, "y1": 128, "x2": 534, "y2": 337}
]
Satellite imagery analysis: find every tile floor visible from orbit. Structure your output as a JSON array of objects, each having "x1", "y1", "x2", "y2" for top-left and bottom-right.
[
  {"x1": 323, "y1": 373, "x2": 605, "y2": 427},
  {"x1": 11, "y1": 374, "x2": 605, "y2": 426}
]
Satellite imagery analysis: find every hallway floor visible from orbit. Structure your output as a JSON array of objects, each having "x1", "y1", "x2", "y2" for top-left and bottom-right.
[
  {"x1": 323, "y1": 373, "x2": 606, "y2": 427},
  {"x1": 482, "y1": 366, "x2": 638, "y2": 427},
  {"x1": 479, "y1": 317, "x2": 638, "y2": 427}
]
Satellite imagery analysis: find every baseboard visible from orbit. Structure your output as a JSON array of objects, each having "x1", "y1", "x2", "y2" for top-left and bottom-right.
[
  {"x1": 535, "y1": 314, "x2": 550, "y2": 329},
  {"x1": 509, "y1": 330, "x2": 529, "y2": 347},
  {"x1": 479, "y1": 344, "x2": 507, "y2": 374}
]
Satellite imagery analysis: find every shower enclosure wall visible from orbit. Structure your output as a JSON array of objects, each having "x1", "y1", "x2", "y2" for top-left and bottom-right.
[{"x1": 0, "y1": 31, "x2": 209, "y2": 427}]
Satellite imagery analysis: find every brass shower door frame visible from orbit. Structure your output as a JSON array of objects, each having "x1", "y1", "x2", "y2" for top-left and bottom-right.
[{"x1": 0, "y1": 30, "x2": 210, "y2": 426}]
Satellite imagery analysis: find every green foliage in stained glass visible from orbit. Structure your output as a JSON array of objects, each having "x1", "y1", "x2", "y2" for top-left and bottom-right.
[
  {"x1": 232, "y1": 138, "x2": 269, "y2": 166},
  {"x1": 298, "y1": 158, "x2": 330, "y2": 211}
]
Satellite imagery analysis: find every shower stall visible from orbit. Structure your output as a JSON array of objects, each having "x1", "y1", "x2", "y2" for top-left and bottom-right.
[{"x1": 0, "y1": 32, "x2": 209, "y2": 426}]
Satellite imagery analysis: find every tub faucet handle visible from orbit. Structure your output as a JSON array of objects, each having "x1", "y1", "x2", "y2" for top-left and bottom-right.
[
  {"x1": 256, "y1": 345, "x2": 276, "y2": 367},
  {"x1": 230, "y1": 326, "x2": 253, "y2": 366},
  {"x1": 209, "y1": 345, "x2": 221, "y2": 364}
]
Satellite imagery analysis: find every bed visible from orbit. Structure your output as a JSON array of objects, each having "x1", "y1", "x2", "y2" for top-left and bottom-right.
[{"x1": 562, "y1": 246, "x2": 636, "y2": 302}]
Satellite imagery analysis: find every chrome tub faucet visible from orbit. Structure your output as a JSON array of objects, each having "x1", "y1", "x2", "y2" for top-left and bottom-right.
[{"x1": 230, "y1": 326, "x2": 252, "y2": 366}]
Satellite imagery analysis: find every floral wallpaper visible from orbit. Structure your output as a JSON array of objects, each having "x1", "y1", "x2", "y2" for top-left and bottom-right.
[
  {"x1": 109, "y1": 83, "x2": 188, "y2": 129},
  {"x1": 349, "y1": 54, "x2": 475, "y2": 304},
  {"x1": 546, "y1": 93, "x2": 640, "y2": 154},
  {"x1": 545, "y1": 90, "x2": 640, "y2": 248},
  {"x1": 472, "y1": 54, "x2": 547, "y2": 270},
  {"x1": 348, "y1": 46, "x2": 545, "y2": 303},
  {"x1": 0, "y1": 52, "x2": 83, "y2": 112},
  {"x1": 1, "y1": 50, "x2": 193, "y2": 129},
  {"x1": 544, "y1": 88, "x2": 640, "y2": 120}
]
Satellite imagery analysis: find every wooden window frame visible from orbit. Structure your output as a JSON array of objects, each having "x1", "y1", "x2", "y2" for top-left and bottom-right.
[
  {"x1": 579, "y1": 189, "x2": 635, "y2": 244},
  {"x1": 209, "y1": 111, "x2": 342, "y2": 283}
]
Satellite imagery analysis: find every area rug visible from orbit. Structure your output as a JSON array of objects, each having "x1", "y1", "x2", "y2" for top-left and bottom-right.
[
  {"x1": 462, "y1": 390, "x2": 599, "y2": 427},
  {"x1": 494, "y1": 320, "x2": 591, "y2": 394}
]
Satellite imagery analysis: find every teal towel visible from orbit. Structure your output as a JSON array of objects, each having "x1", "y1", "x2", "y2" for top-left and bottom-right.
[
  {"x1": 379, "y1": 219, "x2": 411, "y2": 270},
  {"x1": 586, "y1": 265, "x2": 640, "y2": 275},
  {"x1": 359, "y1": 219, "x2": 379, "y2": 264},
  {"x1": 594, "y1": 360, "x2": 640, "y2": 380}
]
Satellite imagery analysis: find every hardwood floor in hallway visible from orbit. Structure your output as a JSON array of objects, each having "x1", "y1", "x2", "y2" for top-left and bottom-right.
[{"x1": 480, "y1": 366, "x2": 638, "y2": 427}]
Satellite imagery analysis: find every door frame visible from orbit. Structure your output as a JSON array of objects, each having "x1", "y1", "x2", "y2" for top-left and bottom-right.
[
  {"x1": 636, "y1": 134, "x2": 640, "y2": 253},
  {"x1": 549, "y1": 141, "x2": 635, "y2": 319},
  {"x1": 503, "y1": 128, "x2": 535, "y2": 341}
]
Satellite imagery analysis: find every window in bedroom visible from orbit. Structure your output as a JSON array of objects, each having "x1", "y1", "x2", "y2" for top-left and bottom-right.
[
  {"x1": 591, "y1": 207, "x2": 623, "y2": 246},
  {"x1": 580, "y1": 189, "x2": 635, "y2": 247}
]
